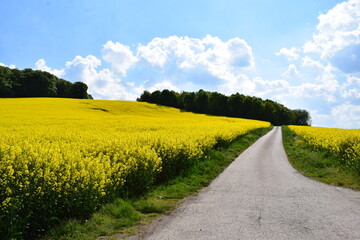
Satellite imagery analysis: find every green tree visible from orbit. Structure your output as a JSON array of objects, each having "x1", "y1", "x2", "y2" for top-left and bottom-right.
[
  {"x1": 194, "y1": 89, "x2": 209, "y2": 113},
  {"x1": 228, "y1": 93, "x2": 245, "y2": 117},
  {"x1": 149, "y1": 90, "x2": 161, "y2": 104},
  {"x1": 294, "y1": 109, "x2": 311, "y2": 126},
  {"x1": 0, "y1": 66, "x2": 13, "y2": 97},
  {"x1": 69, "y1": 81, "x2": 89, "y2": 99},
  {"x1": 181, "y1": 92, "x2": 196, "y2": 111},
  {"x1": 137, "y1": 90, "x2": 152, "y2": 102},
  {"x1": 159, "y1": 89, "x2": 178, "y2": 108},
  {"x1": 56, "y1": 79, "x2": 72, "y2": 98},
  {"x1": 208, "y1": 92, "x2": 228, "y2": 116}
]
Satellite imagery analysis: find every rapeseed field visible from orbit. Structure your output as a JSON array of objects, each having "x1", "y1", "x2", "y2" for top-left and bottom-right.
[
  {"x1": 0, "y1": 98, "x2": 269, "y2": 238},
  {"x1": 289, "y1": 125, "x2": 360, "y2": 173}
]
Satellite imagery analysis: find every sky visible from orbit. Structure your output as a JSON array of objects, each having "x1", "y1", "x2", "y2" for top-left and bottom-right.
[{"x1": 0, "y1": 0, "x2": 359, "y2": 128}]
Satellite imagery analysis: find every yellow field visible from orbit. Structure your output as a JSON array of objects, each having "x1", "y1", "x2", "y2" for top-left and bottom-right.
[
  {"x1": 0, "y1": 98, "x2": 269, "y2": 236},
  {"x1": 288, "y1": 125, "x2": 360, "y2": 172}
]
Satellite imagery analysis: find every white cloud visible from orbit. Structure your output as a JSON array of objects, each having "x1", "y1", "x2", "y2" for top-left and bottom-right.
[
  {"x1": 63, "y1": 55, "x2": 136, "y2": 100},
  {"x1": 218, "y1": 74, "x2": 256, "y2": 95},
  {"x1": 331, "y1": 103, "x2": 360, "y2": 128},
  {"x1": 276, "y1": 47, "x2": 300, "y2": 61},
  {"x1": 234, "y1": 76, "x2": 339, "y2": 103},
  {"x1": 301, "y1": 56, "x2": 338, "y2": 84},
  {"x1": 66, "y1": 55, "x2": 101, "y2": 69},
  {"x1": 65, "y1": 55, "x2": 102, "y2": 83},
  {"x1": 342, "y1": 88, "x2": 360, "y2": 98},
  {"x1": 137, "y1": 38, "x2": 169, "y2": 67},
  {"x1": 0, "y1": 62, "x2": 16, "y2": 69},
  {"x1": 304, "y1": 0, "x2": 360, "y2": 57},
  {"x1": 290, "y1": 82, "x2": 338, "y2": 103},
  {"x1": 35, "y1": 59, "x2": 65, "y2": 77},
  {"x1": 26, "y1": 35, "x2": 254, "y2": 102},
  {"x1": 136, "y1": 35, "x2": 254, "y2": 80},
  {"x1": 102, "y1": 41, "x2": 137, "y2": 76},
  {"x1": 346, "y1": 75, "x2": 360, "y2": 86},
  {"x1": 301, "y1": 56, "x2": 324, "y2": 70},
  {"x1": 282, "y1": 64, "x2": 301, "y2": 78},
  {"x1": 308, "y1": 102, "x2": 360, "y2": 129},
  {"x1": 148, "y1": 80, "x2": 180, "y2": 93}
]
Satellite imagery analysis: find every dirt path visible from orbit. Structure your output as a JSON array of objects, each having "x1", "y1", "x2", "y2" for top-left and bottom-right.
[{"x1": 139, "y1": 127, "x2": 360, "y2": 240}]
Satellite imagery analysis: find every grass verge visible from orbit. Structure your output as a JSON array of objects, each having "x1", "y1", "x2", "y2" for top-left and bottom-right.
[
  {"x1": 40, "y1": 127, "x2": 271, "y2": 240},
  {"x1": 282, "y1": 126, "x2": 360, "y2": 191}
]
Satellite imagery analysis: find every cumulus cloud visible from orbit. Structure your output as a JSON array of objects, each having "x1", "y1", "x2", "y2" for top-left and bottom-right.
[
  {"x1": 137, "y1": 38, "x2": 169, "y2": 67},
  {"x1": 301, "y1": 56, "x2": 338, "y2": 84},
  {"x1": 0, "y1": 62, "x2": 16, "y2": 69},
  {"x1": 342, "y1": 88, "x2": 360, "y2": 98},
  {"x1": 290, "y1": 82, "x2": 338, "y2": 103},
  {"x1": 136, "y1": 35, "x2": 254, "y2": 79},
  {"x1": 282, "y1": 64, "x2": 301, "y2": 78},
  {"x1": 102, "y1": 41, "x2": 137, "y2": 76},
  {"x1": 218, "y1": 74, "x2": 256, "y2": 95},
  {"x1": 303, "y1": 0, "x2": 360, "y2": 72},
  {"x1": 63, "y1": 55, "x2": 137, "y2": 100},
  {"x1": 27, "y1": 35, "x2": 253, "y2": 101},
  {"x1": 301, "y1": 56, "x2": 324, "y2": 70},
  {"x1": 148, "y1": 80, "x2": 180, "y2": 92},
  {"x1": 346, "y1": 75, "x2": 360, "y2": 86},
  {"x1": 65, "y1": 55, "x2": 102, "y2": 83},
  {"x1": 276, "y1": 47, "x2": 300, "y2": 61},
  {"x1": 331, "y1": 103, "x2": 360, "y2": 128},
  {"x1": 35, "y1": 59, "x2": 65, "y2": 77}
]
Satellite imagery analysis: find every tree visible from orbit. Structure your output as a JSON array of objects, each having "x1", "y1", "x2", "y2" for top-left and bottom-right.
[
  {"x1": 194, "y1": 90, "x2": 209, "y2": 113},
  {"x1": 208, "y1": 92, "x2": 228, "y2": 116},
  {"x1": 137, "y1": 90, "x2": 152, "y2": 102},
  {"x1": 149, "y1": 90, "x2": 161, "y2": 104},
  {"x1": 159, "y1": 89, "x2": 178, "y2": 108},
  {"x1": 68, "y1": 82, "x2": 89, "y2": 99},
  {"x1": 262, "y1": 100, "x2": 276, "y2": 124},
  {"x1": 180, "y1": 92, "x2": 196, "y2": 111},
  {"x1": 136, "y1": 89, "x2": 311, "y2": 126},
  {"x1": 0, "y1": 67, "x2": 13, "y2": 97},
  {"x1": 228, "y1": 93, "x2": 245, "y2": 117},
  {"x1": 56, "y1": 79, "x2": 72, "y2": 98},
  {"x1": 0, "y1": 66, "x2": 92, "y2": 99},
  {"x1": 248, "y1": 97, "x2": 263, "y2": 120},
  {"x1": 22, "y1": 70, "x2": 57, "y2": 97},
  {"x1": 294, "y1": 109, "x2": 311, "y2": 126}
]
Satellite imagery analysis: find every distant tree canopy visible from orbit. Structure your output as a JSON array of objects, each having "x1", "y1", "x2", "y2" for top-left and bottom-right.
[
  {"x1": 137, "y1": 89, "x2": 311, "y2": 126},
  {"x1": 0, "y1": 66, "x2": 92, "y2": 99}
]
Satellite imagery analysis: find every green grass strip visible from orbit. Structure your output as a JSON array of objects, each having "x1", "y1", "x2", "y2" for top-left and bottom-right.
[
  {"x1": 282, "y1": 126, "x2": 360, "y2": 191},
  {"x1": 40, "y1": 127, "x2": 271, "y2": 240}
]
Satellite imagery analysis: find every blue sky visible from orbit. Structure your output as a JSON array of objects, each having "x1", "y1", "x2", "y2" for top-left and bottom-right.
[{"x1": 0, "y1": 0, "x2": 359, "y2": 128}]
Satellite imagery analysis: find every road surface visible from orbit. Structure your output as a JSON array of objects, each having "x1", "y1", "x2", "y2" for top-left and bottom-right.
[{"x1": 141, "y1": 127, "x2": 360, "y2": 240}]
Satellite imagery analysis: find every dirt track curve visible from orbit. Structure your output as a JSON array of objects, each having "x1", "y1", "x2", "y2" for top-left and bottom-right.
[{"x1": 139, "y1": 127, "x2": 360, "y2": 240}]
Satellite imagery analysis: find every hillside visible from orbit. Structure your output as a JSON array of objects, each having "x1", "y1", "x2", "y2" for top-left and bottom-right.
[{"x1": 0, "y1": 98, "x2": 270, "y2": 239}]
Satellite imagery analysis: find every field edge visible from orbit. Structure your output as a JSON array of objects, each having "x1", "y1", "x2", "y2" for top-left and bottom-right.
[
  {"x1": 282, "y1": 126, "x2": 360, "y2": 191},
  {"x1": 40, "y1": 127, "x2": 272, "y2": 240}
]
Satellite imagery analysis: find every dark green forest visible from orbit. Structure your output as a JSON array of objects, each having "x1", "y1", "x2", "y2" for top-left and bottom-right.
[
  {"x1": 0, "y1": 66, "x2": 92, "y2": 99},
  {"x1": 137, "y1": 89, "x2": 311, "y2": 126}
]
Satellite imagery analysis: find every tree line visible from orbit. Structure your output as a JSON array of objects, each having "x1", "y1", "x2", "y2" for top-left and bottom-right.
[
  {"x1": 0, "y1": 66, "x2": 92, "y2": 99},
  {"x1": 137, "y1": 89, "x2": 311, "y2": 126}
]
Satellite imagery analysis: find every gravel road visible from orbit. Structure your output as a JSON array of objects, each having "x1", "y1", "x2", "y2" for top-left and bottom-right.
[{"x1": 141, "y1": 127, "x2": 360, "y2": 240}]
